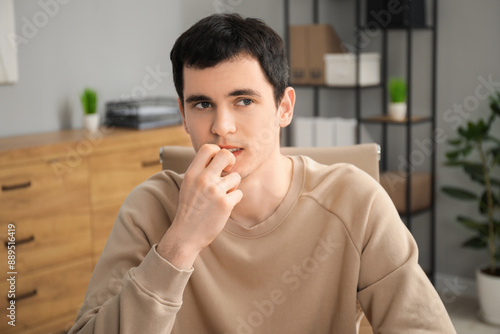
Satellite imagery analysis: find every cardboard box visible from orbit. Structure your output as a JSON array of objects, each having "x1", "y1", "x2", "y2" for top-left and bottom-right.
[
  {"x1": 380, "y1": 171, "x2": 432, "y2": 214},
  {"x1": 289, "y1": 25, "x2": 308, "y2": 84},
  {"x1": 324, "y1": 52, "x2": 381, "y2": 87},
  {"x1": 289, "y1": 24, "x2": 346, "y2": 85}
]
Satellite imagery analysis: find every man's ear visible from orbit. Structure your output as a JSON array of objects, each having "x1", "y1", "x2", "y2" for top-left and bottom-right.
[
  {"x1": 178, "y1": 97, "x2": 190, "y2": 134},
  {"x1": 278, "y1": 87, "x2": 295, "y2": 128}
]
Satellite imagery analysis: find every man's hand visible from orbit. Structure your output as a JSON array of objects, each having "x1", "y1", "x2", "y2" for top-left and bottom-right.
[{"x1": 157, "y1": 144, "x2": 243, "y2": 270}]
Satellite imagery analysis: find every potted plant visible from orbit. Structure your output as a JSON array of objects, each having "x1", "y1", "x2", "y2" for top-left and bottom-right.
[
  {"x1": 442, "y1": 91, "x2": 500, "y2": 325},
  {"x1": 388, "y1": 77, "x2": 407, "y2": 120},
  {"x1": 80, "y1": 87, "x2": 99, "y2": 132}
]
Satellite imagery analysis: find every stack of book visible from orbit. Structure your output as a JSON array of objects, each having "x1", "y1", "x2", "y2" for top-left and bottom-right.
[
  {"x1": 291, "y1": 117, "x2": 374, "y2": 147},
  {"x1": 105, "y1": 97, "x2": 182, "y2": 130}
]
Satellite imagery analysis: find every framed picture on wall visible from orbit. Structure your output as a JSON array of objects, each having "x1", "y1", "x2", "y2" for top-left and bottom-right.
[{"x1": 0, "y1": 0, "x2": 18, "y2": 84}]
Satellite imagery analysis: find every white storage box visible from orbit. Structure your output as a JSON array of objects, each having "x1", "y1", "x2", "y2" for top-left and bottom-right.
[{"x1": 324, "y1": 52, "x2": 380, "y2": 86}]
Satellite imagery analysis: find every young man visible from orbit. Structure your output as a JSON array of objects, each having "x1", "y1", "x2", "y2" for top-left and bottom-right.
[{"x1": 70, "y1": 14, "x2": 456, "y2": 333}]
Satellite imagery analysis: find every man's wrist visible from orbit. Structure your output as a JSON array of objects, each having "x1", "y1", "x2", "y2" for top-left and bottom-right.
[{"x1": 157, "y1": 230, "x2": 200, "y2": 270}]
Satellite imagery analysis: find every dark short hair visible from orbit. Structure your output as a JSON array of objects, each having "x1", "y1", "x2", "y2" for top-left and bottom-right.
[{"x1": 170, "y1": 13, "x2": 289, "y2": 107}]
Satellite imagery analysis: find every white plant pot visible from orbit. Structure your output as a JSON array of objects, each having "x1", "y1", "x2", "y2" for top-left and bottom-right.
[
  {"x1": 388, "y1": 102, "x2": 407, "y2": 121},
  {"x1": 83, "y1": 114, "x2": 99, "y2": 132},
  {"x1": 476, "y1": 266, "x2": 500, "y2": 325}
]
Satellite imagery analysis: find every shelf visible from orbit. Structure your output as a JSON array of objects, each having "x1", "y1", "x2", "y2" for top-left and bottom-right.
[
  {"x1": 401, "y1": 207, "x2": 432, "y2": 217},
  {"x1": 284, "y1": 0, "x2": 438, "y2": 283},
  {"x1": 362, "y1": 114, "x2": 431, "y2": 124},
  {"x1": 292, "y1": 83, "x2": 383, "y2": 90}
]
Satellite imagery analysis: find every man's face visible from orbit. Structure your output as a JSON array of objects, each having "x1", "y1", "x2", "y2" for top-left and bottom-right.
[{"x1": 179, "y1": 55, "x2": 293, "y2": 179}]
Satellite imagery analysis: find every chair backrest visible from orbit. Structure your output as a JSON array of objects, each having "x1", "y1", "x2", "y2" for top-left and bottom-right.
[{"x1": 160, "y1": 144, "x2": 380, "y2": 181}]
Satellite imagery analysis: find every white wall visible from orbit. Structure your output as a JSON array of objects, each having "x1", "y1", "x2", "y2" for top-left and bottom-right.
[
  {"x1": 0, "y1": 0, "x2": 185, "y2": 136},
  {"x1": 0, "y1": 0, "x2": 499, "y2": 279}
]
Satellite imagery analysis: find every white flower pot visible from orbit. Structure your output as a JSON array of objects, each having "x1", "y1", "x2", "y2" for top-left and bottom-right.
[
  {"x1": 476, "y1": 266, "x2": 500, "y2": 325},
  {"x1": 388, "y1": 102, "x2": 407, "y2": 121},
  {"x1": 83, "y1": 114, "x2": 99, "y2": 132}
]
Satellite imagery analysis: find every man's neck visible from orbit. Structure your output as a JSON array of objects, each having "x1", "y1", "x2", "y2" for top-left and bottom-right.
[{"x1": 229, "y1": 153, "x2": 293, "y2": 228}]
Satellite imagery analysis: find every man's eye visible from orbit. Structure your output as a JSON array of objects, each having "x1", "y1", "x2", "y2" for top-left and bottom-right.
[
  {"x1": 236, "y1": 99, "x2": 253, "y2": 106},
  {"x1": 194, "y1": 102, "x2": 211, "y2": 109}
]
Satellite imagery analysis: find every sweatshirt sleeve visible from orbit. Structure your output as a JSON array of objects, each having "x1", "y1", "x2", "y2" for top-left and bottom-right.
[
  {"x1": 354, "y1": 174, "x2": 456, "y2": 333},
  {"x1": 68, "y1": 173, "x2": 192, "y2": 334}
]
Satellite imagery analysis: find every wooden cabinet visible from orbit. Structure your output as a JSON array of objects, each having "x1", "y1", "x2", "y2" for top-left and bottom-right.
[
  {"x1": 89, "y1": 145, "x2": 169, "y2": 261},
  {"x1": 0, "y1": 125, "x2": 191, "y2": 333}
]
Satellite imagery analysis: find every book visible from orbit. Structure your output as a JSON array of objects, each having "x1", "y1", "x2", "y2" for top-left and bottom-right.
[{"x1": 105, "y1": 96, "x2": 182, "y2": 129}]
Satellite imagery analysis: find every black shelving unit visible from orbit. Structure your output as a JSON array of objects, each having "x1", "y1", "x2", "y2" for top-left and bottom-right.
[{"x1": 284, "y1": 0, "x2": 438, "y2": 283}]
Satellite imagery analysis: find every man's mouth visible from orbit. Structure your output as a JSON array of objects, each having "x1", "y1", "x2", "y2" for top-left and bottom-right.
[{"x1": 218, "y1": 145, "x2": 243, "y2": 152}]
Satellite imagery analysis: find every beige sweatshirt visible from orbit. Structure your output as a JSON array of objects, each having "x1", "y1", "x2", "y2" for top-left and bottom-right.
[{"x1": 69, "y1": 155, "x2": 456, "y2": 334}]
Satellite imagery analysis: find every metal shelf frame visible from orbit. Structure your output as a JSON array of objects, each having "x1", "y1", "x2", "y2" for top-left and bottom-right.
[{"x1": 283, "y1": 0, "x2": 439, "y2": 283}]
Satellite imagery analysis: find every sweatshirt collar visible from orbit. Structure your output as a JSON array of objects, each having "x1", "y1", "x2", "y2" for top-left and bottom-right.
[{"x1": 223, "y1": 155, "x2": 305, "y2": 238}]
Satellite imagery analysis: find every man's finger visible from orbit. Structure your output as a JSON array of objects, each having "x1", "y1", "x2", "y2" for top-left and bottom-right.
[
  {"x1": 186, "y1": 144, "x2": 220, "y2": 174},
  {"x1": 219, "y1": 172, "x2": 241, "y2": 193},
  {"x1": 226, "y1": 189, "x2": 243, "y2": 206},
  {"x1": 206, "y1": 149, "x2": 236, "y2": 175}
]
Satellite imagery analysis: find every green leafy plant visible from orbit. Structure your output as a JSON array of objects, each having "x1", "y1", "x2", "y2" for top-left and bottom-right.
[
  {"x1": 80, "y1": 88, "x2": 98, "y2": 115},
  {"x1": 388, "y1": 77, "x2": 407, "y2": 103},
  {"x1": 442, "y1": 91, "x2": 500, "y2": 276}
]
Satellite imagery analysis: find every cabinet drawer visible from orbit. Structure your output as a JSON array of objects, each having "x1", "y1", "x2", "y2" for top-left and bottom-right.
[
  {"x1": 0, "y1": 258, "x2": 92, "y2": 333},
  {"x1": 91, "y1": 202, "x2": 121, "y2": 259},
  {"x1": 0, "y1": 159, "x2": 89, "y2": 220},
  {"x1": 0, "y1": 215, "x2": 91, "y2": 278},
  {"x1": 89, "y1": 146, "x2": 163, "y2": 206}
]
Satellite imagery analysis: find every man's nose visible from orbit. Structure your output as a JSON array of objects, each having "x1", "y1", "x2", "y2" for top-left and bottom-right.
[{"x1": 211, "y1": 106, "x2": 236, "y2": 137}]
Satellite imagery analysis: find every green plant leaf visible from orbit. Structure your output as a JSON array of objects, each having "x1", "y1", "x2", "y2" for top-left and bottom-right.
[
  {"x1": 457, "y1": 216, "x2": 489, "y2": 235},
  {"x1": 468, "y1": 169, "x2": 486, "y2": 185},
  {"x1": 388, "y1": 78, "x2": 407, "y2": 103},
  {"x1": 442, "y1": 186, "x2": 478, "y2": 200},
  {"x1": 491, "y1": 97, "x2": 500, "y2": 116},
  {"x1": 458, "y1": 126, "x2": 468, "y2": 139},
  {"x1": 479, "y1": 191, "x2": 499, "y2": 214},
  {"x1": 462, "y1": 236, "x2": 487, "y2": 249},
  {"x1": 443, "y1": 161, "x2": 463, "y2": 167},
  {"x1": 464, "y1": 120, "x2": 488, "y2": 142},
  {"x1": 444, "y1": 160, "x2": 475, "y2": 168},
  {"x1": 462, "y1": 145, "x2": 474, "y2": 157},
  {"x1": 478, "y1": 119, "x2": 489, "y2": 134},
  {"x1": 489, "y1": 147, "x2": 500, "y2": 165},
  {"x1": 456, "y1": 162, "x2": 500, "y2": 187},
  {"x1": 446, "y1": 150, "x2": 461, "y2": 161},
  {"x1": 490, "y1": 177, "x2": 500, "y2": 188},
  {"x1": 463, "y1": 162, "x2": 483, "y2": 179},
  {"x1": 447, "y1": 138, "x2": 462, "y2": 146},
  {"x1": 485, "y1": 135, "x2": 500, "y2": 146},
  {"x1": 80, "y1": 88, "x2": 98, "y2": 115}
]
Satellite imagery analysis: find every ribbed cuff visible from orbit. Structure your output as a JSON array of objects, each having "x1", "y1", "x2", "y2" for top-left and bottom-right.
[{"x1": 132, "y1": 244, "x2": 194, "y2": 304}]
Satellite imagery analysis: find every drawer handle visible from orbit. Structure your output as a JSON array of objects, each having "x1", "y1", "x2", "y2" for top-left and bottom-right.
[
  {"x1": 141, "y1": 159, "x2": 160, "y2": 168},
  {"x1": 4, "y1": 235, "x2": 35, "y2": 248},
  {"x1": 8, "y1": 289, "x2": 37, "y2": 302},
  {"x1": 2, "y1": 181, "x2": 32, "y2": 192}
]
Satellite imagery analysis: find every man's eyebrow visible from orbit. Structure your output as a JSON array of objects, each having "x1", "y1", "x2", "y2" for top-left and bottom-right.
[
  {"x1": 185, "y1": 94, "x2": 211, "y2": 104},
  {"x1": 228, "y1": 89, "x2": 262, "y2": 98}
]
